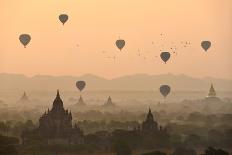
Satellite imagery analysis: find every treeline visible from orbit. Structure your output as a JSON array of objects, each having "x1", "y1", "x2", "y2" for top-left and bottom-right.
[
  {"x1": 0, "y1": 120, "x2": 36, "y2": 137},
  {"x1": 140, "y1": 147, "x2": 230, "y2": 155},
  {"x1": 77, "y1": 120, "x2": 140, "y2": 134}
]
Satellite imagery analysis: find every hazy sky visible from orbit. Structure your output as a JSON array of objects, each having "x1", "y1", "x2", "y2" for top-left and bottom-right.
[{"x1": 0, "y1": 0, "x2": 232, "y2": 79}]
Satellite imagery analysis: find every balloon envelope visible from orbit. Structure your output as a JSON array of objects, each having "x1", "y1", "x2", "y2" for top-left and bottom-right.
[
  {"x1": 116, "y1": 39, "x2": 125, "y2": 50},
  {"x1": 19, "y1": 34, "x2": 31, "y2": 48},
  {"x1": 59, "y1": 14, "x2": 69, "y2": 25},
  {"x1": 201, "y1": 41, "x2": 211, "y2": 51},
  {"x1": 76, "y1": 81, "x2": 86, "y2": 92},
  {"x1": 160, "y1": 85, "x2": 171, "y2": 98},
  {"x1": 160, "y1": 52, "x2": 171, "y2": 63}
]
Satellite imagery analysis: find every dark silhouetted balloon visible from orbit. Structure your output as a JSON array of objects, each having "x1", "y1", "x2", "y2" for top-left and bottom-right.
[
  {"x1": 116, "y1": 39, "x2": 125, "y2": 50},
  {"x1": 59, "y1": 14, "x2": 69, "y2": 25},
  {"x1": 76, "y1": 81, "x2": 86, "y2": 92},
  {"x1": 160, "y1": 52, "x2": 171, "y2": 63},
  {"x1": 19, "y1": 34, "x2": 31, "y2": 48},
  {"x1": 201, "y1": 41, "x2": 211, "y2": 51},
  {"x1": 160, "y1": 85, "x2": 171, "y2": 98}
]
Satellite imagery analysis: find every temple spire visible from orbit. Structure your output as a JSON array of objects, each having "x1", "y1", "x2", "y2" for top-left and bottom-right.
[
  {"x1": 56, "y1": 89, "x2": 60, "y2": 98},
  {"x1": 149, "y1": 107, "x2": 151, "y2": 114},
  {"x1": 146, "y1": 107, "x2": 154, "y2": 121},
  {"x1": 20, "y1": 91, "x2": 29, "y2": 102}
]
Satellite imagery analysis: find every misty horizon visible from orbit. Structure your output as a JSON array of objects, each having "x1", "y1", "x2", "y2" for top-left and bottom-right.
[{"x1": 0, "y1": 72, "x2": 232, "y2": 92}]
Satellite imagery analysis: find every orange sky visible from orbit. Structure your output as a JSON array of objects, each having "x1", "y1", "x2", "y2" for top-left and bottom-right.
[{"x1": 0, "y1": 0, "x2": 232, "y2": 79}]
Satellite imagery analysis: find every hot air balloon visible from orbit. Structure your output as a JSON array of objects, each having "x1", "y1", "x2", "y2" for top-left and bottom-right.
[
  {"x1": 159, "y1": 85, "x2": 171, "y2": 98},
  {"x1": 116, "y1": 39, "x2": 125, "y2": 51},
  {"x1": 201, "y1": 41, "x2": 211, "y2": 51},
  {"x1": 59, "y1": 14, "x2": 69, "y2": 25},
  {"x1": 19, "y1": 34, "x2": 31, "y2": 48},
  {"x1": 160, "y1": 52, "x2": 171, "y2": 63},
  {"x1": 76, "y1": 81, "x2": 86, "y2": 92}
]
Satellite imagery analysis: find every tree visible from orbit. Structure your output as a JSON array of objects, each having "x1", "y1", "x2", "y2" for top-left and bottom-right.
[
  {"x1": 0, "y1": 122, "x2": 6, "y2": 134},
  {"x1": 202, "y1": 147, "x2": 229, "y2": 155},
  {"x1": 171, "y1": 147, "x2": 197, "y2": 155},
  {"x1": 0, "y1": 145, "x2": 18, "y2": 155},
  {"x1": 24, "y1": 120, "x2": 35, "y2": 130},
  {"x1": 170, "y1": 133, "x2": 182, "y2": 147},
  {"x1": 113, "y1": 140, "x2": 132, "y2": 155},
  {"x1": 208, "y1": 129, "x2": 223, "y2": 147},
  {"x1": 0, "y1": 135, "x2": 19, "y2": 155},
  {"x1": 224, "y1": 129, "x2": 232, "y2": 147},
  {"x1": 142, "y1": 150, "x2": 167, "y2": 155},
  {"x1": 185, "y1": 134, "x2": 202, "y2": 147}
]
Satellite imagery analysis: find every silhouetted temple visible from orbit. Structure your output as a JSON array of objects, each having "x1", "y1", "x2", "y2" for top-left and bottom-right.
[
  {"x1": 140, "y1": 108, "x2": 169, "y2": 148},
  {"x1": 142, "y1": 108, "x2": 159, "y2": 133},
  {"x1": 22, "y1": 90, "x2": 84, "y2": 145},
  {"x1": 19, "y1": 91, "x2": 29, "y2": 102},
  {"x1": 112, "y1": 108, "x2": 169, "y2": 149},
  {"x1": 75, "y1": 96, "x2": 86, "y2": 106},
  {"x1": 103, "y1": 96, "x2": 115, "y2": 107},
  {"x1": 140, "y1": 108, "x2": 168, "y2": 136},
  {"x1": 204, "y1": 83, "x2": 222, "y2": 103},
  {"x1": 207, "y1": 83, "x2": 217, "y2": 98}
]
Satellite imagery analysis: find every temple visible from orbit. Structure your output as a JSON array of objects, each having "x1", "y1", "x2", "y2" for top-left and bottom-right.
[
  {"x1": 75, "y1": 96, "x2": 86, "y2": 106},
  {"x1": 113, "y1": 108, "x2": 169, "y2": 149},
  {"x1": 103, "y1": 96, "x2": 115, "y2": 107},
  {"x1": 204, "y1": 83, "x2": 222, "y2": 103},
  {"x1": 140, "y1": 108, "x2": 169, "y2": 148},
  {"x1": 19, "y1": 91, "x2": 29, "y2": 102},
  {"x1": 142, "y1": 108, "x2": 158, "y2": 133},
  {"x1": 207, "y1": 83, "x2": 217, "y2": 98},
  {"x1": 22, "y1": 90, "x2": 84, "y2": 145}
]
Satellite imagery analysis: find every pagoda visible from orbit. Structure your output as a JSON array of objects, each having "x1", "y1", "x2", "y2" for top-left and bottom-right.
[
  {"x1": 204, "y1": 83, "x2": 221, "y2": 103},
  {"x1": 103, "y1": 96, "x2": 115, "y2": 107},
  {"x1": 22, "y1": 90, "x2": 84, "y2": 145},
  {"x1": 19, "y1": 91, "x2": 30, "y2": 102},
  {"x1": 142, "y1": 108, "x2": 158, "y2": 133},
  {"x1": 207, "y1": 83, "x2": 217, "y2": 98},
  {"x1": 75, "y1": 96, "x2": 86, "y2": 106}
]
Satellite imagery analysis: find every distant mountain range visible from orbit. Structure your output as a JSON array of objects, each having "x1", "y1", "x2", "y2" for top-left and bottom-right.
[{"x1": 0, "y1": 73, "x2": 231, "y2": 91}]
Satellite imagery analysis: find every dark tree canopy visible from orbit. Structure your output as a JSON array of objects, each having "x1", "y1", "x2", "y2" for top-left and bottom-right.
[
  {"x1": 142, "y1": 150, "x2": 167, "y2": 155},
  {"x1": 0, "y1": 135, "x2": 19, "y2": 155},
  {"x1": 171, "y1": 147, "x2": 197, "y2": 155},
  {"x1": 113, "y1": 140, "x2": 132, "y2": 155},
  {"x1": 202, "y1": 147, "x2": 229, "y2": 155}
]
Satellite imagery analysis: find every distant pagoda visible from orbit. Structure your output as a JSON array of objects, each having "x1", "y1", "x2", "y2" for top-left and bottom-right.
[
  {"x1": 103, "y1": 96, "x2": 115, "y2": 107},
  {"x1": 75, "y1": 96, "x2": 86, "y2": 106},
  {"x1": 204, "y1": 83, "x2": 222, "y2": 104},
  {"x1": 19, "y1": 91, "x2": 30, "y2": 102},
  {"x1": 207, "y1": 83, "x2": 217, "y2": 98}
]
